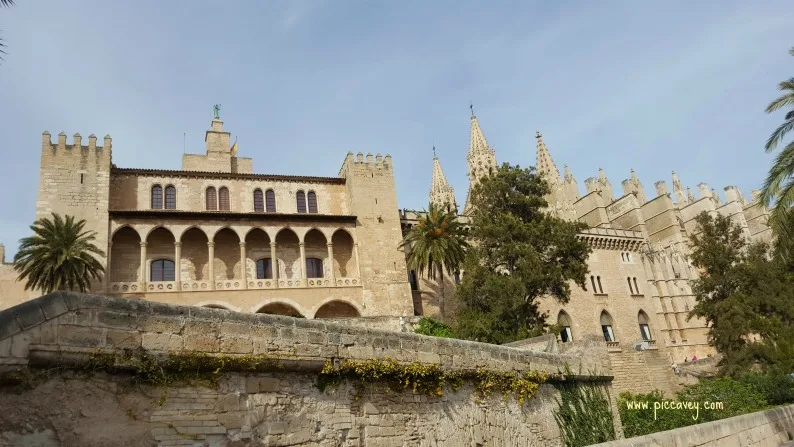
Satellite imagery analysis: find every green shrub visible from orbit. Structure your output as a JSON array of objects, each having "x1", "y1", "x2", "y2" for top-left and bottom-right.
[
  {"x1": 738, "y1": 372, "x2": 794, "y2": 405},
  {"x1": 414, "y1": 317, "x2": 455, "y2": 338},
  {"x1": 554, "y1": 382, "x2": 616, "y2": 447},
  {"x1": 619, "y1": 377, "x2": 768, "y2": 438}
]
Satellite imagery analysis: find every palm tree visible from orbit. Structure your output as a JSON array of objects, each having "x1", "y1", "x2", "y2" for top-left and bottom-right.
[
  {"x1": 14, "y1": 213, "x2": 105, "y2": 294},
  {"x1": 398, "y1": 203, "x2": 468, "y2": 321},
  {"x1": 759, "y1": 46, "x2": 794, "y2": 261},
  {"x1": 0, "y1": 0, "x2": 14, "y2": 63}
]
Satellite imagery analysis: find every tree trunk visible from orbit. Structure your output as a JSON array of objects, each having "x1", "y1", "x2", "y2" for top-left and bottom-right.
[{"x1": 439, "y1": 263, "x2": 445, "y2": 322}]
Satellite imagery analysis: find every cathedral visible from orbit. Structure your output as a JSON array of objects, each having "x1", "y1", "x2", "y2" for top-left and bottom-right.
[{"x1": 0, "y1": 111, "x2": 773, "y2": 391}]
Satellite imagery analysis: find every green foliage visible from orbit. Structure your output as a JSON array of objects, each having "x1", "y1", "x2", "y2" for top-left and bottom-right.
[
  {"x1": 738, "y1": 371, "x2": 794, "y2": 405},
  {"x1": 619, "y1": 377, "x2": 768, "y2": 438},
  {"x1": 759, "y1": 46, "x2": 794, "y2": 262},
  {"x1": 317, "y1": 357, "x2": 547, "y2": 405},
  {"x1": 399, "y1": 202, "x2": 469, "y2": 320},
  {"x1": 413, "y1": 317, "x2": 455, "y2": 338},
  {"x1": 13, "y1": 213, "x2": 105, "y2": 294},
  {"x1": 85, "y1": 349, "x2": 282, "y2": 388},
  {"x1": 454, "y1": 164, "x2": 591, "y2": 344},
  {"x1": 553, "y1": 382, "x2": 616, "y2": 447},
  {"x1": 688, "y1": 212, "x2": 794, "y2": 375}
]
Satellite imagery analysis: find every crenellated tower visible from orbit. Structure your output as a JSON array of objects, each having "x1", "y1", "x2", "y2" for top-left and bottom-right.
[
  {"x1": 37, "y1": 131, "x2": 113, "y2": 291},
  {"x1": 463, "y1": 112, "x2": 497, "y2": 214},
  {"x1": 429, "y1": 148, "x2": 458, "y2": 213}
]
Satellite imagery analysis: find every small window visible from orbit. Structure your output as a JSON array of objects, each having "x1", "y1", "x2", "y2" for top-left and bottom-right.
[
  {"x1": 307, "y1": 191, "x2": 318, "y2": 213},
  {"x1": 638, "y1": 311, "x2": 652, "y2": 341},
  {"x1": 151, "y1": 185, "x2": 163, "y2": 209},
  {"x1": 253, "y1": 189, "x2": 264, "y2": 212},
  {"x1": 150, "y1": 259, "x2": 175, "y2": 282},
  {"x1": 206, "y1": 187, "x2": 217, "y2": 211},
  {"x1": 633, "y1": 277, "x2": 640, "y2": 294},
  {"x1": 558, "y1": 312, "x2": 573, "y2": 343},
  {"x1": 164, "y1": 186, "x2": 176, "y2": 210},
  {"x1": 600, "y1": 312, "x2": 615, "y2": 342},
  {"x1": 255, "y1": 258, "x2": 273, "y2": 279},
  {"x1": 627, "y1": 277, "x2": 634, "y2": 294},
  {"x1": 454, "y1": 271, "x2": 461, "y2": 285},
  {"x1": 306, "y1": 258, "x2": 323, "y2": 278},
  {"x1": 265, "y1": 189, "x2": 276, "y2": 212},
  {"x1": 597, "y1": 276, "x2": 604, "y2": 294},
  {"x1": 590, "y1": 275, "x2": 597, "y2": 292},
  {"x1": 296, "y1": 190, "x2": 307, "y2": 213},
  {"x1": 409, "y1": 270, "x2": 418, "y2": 291},
  {"x1": 219, "y1": 187, "x2": 230, "y2": 211}
]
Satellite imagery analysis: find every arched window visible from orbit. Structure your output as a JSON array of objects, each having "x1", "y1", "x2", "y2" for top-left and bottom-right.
[
  {"x1": 638, "y1": 311, "x2": 652, "y2": 341},
  {"x1": 253, "y1": 189, "x2": 264, "y2": 212},
  {"x1": 151, "y1": 185, "x2": 163, "y2": 209},
  {"x1": 150, "y1": 259, "x2": 175, "y2": 282},
  {"x1": 296, "y1": 190, "x2": 307, "y2": 213},
  {"x1": 633, "y1": 277, "x2": 640, "y2": 294},
  {"x1": 265, "y1": 189, "x2": 276, "y2": 212},
  {"x1": 255, "y1": 258, "x2": 273, "y2": 279},
  {"x1": 307, "y1": 191, "x2": 318, "y2": 213},
  {"x1": 590, "y1": 275, "x2": 596, "y2": 292},
  {"x1": 306, "y1": 257, "x2": 323, "y2": 278},
  {"x1": 219, "y1": 187, "x2": 230, "y2": 211},
  {"x1": 627, "y1": 277, "x2": 634, "y2": 294},
  {"x1": 558, "y1": 311, "x2": 573, "y2": 343},
  {"x1": 600, "y1": 311, "x2": 615, "y2": 342},
  {"x1": 597, "y1": 276, "x2": 604, "y2": 293},
  {"x1": 206, "y1": 187, "x2": 217, "y2": 211},
  {"x1": 164, "y1": 186, "x2": 176, "y2": 210},
  {"x1": 409, "y1": 270, "x2": 418, "y2": 291}
]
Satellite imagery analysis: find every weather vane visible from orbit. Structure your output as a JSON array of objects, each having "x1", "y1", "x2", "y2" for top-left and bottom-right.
[
  {"x1": 469, "y1": 102, "x2": 474, "y2": 116},
  {"x1": 213, "y1": 104, "x2": 221, "y2": 120},
  {"x1": 432, "y1": 141, "x2": 436, "y2": 158}
]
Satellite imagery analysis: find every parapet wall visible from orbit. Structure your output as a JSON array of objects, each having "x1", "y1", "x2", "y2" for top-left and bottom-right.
[{"x1": 0, "y1": 292, "x2": 618, "y2": 446}]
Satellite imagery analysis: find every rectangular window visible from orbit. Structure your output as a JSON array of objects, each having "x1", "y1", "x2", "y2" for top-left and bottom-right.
[
  {"x1": 306, "y1": 258, "x2": 323, "y2": 278},
  {"x1": 560, "y1": 326, "x2": 572, "y2": 343},
  {"x1": 265, "y1": 190, "x2": 276, "y2": 212},
  {"x1": 602, "y1": 325, "x2": 614, "y2": 342},
  {"x1": 640, "y1": 324, "x2": 651, "y2": 341}
]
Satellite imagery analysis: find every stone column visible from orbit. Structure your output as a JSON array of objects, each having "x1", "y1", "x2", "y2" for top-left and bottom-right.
[
  {"x1": 327, "y1": 243, "x2": 335, "y2": 285},
  {"x1": 353, "y1": 242, "x2": 361, "y2": 278},
  {"x1": 174, "y1": 241, "x2": 182, "y2": 290},
  {"x1": 106, "y1": 242, "x2": 113, "y2": 293},
  {"x1": 139, "y1": 242, "x2": 147, "y2": 286},
  {"x1": 299, "y1": 242, "x2": 307, "y2": 281},
  {"x1": 208, "y1": 241, "x2": 215, "y2": 290},
  {"x1": 270, "y1": 242, "x2": 279, "y2": 288},
  {"x1": 239, "y1": 242, "x2": 248, "y2": 289}
]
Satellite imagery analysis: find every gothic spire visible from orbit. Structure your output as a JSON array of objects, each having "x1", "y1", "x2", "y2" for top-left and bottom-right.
[
  {"x1": 536, "y1": 131, "x2": 561, "y2": 185},
  {"x1": 463, "y1": 110, "x2": 497, "y2": 214},
  {"x1": 429, "y1": 149, "x2": 458, "y2": 213}
]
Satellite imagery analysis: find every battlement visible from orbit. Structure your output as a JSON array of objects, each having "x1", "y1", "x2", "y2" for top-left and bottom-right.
[
  {"x1": 338, "y1": 151, "x2": 393, "y2": 177},
  {"x1": 42, "y1": 130, "x2": 111, "y2": 151}
]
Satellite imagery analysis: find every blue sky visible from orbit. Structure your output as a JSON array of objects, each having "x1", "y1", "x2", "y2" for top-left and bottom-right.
[{"x1": 0, "y1": 1, "x2": 792, "y2": 258}]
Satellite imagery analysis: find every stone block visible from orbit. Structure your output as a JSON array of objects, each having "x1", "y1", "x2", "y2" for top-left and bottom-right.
[
  {"x1": 184, "y1": 335, "x2": 219, "y2": 352},
  {"x1": 58, "y1": 324, "x2": 105, "y2": 348},
  {"x1": 138, "y1": 316, "x2": 184, "y2": 334},
  {"x1": 142, "y1": 332, "x2": 183, "y2": 351},
  {"x1": 13, "y1": 302, "x2": 46, "y2": 330},
  {"x1": 268, "y1": 422, "x2": 286, "y2": 435},
  {"x1": 0, "y1": 311, "x2": 22, "y2": 340},
  {"x1": 40, "y1": 322, "x2": 57, "y2": 344},
  {"x1": 219, "y1": 337, "x2": 253, "y2": 354},
  {"x1": 39, "y1": 294, "x2": 69, "y2": 320},
  {"x1": 106, "y1": 330, "x2": 142, "y2": 349},
  {"x1": 218, "y1": 394, "x2": 240, "y2": 412},
  {"x1": 97, "y1": 311, "x2": 138, "y2": 329}
]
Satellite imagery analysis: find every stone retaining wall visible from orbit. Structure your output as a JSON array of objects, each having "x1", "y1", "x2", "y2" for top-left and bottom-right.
[
  {"x1": 593, "y1": 404, "x2": 794, "y2": 447},
  {"x1": 0, "y1": 292, "x2": 620, "y2": 446}
]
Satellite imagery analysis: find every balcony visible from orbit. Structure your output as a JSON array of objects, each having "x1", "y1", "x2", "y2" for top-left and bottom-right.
[{"x1": 109, "y1": 276, "x2": 361, "y2": 294}]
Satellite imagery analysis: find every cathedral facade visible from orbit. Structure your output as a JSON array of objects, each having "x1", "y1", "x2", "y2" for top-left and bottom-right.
[
  {"x1": 0, "y1": 112, "x2": 773, "y2": 372},
  {"x1": 407, "y1": 112, "x2": 772, "y2": 367}
]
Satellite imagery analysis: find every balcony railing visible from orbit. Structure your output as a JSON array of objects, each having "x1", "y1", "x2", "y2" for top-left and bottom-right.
[{"x1": 109, "y1": 276, "x2": 362, "y2": 294}]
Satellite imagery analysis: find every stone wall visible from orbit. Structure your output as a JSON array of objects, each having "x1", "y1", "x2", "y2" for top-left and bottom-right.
[
  {"x1": 593, "y1": 404, "x2": 794, "y2": 447},
  {"x1": 0, "y1": 292, "x2": 619, "y2": 446}
]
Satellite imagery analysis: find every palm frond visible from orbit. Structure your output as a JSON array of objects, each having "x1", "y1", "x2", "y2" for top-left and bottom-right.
[
  {"x1": 765, "y1": 80, "x2": 794, "y2": 114},
  {"x1": 765, "y1": 116, "x2": 794, "y2": 152},
  {"x1": 760, "y1": 140, "x2": 794, "y2": 207},
  {"x1": 13, "y1": 213, "x2": 106, "y2": 294}
]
